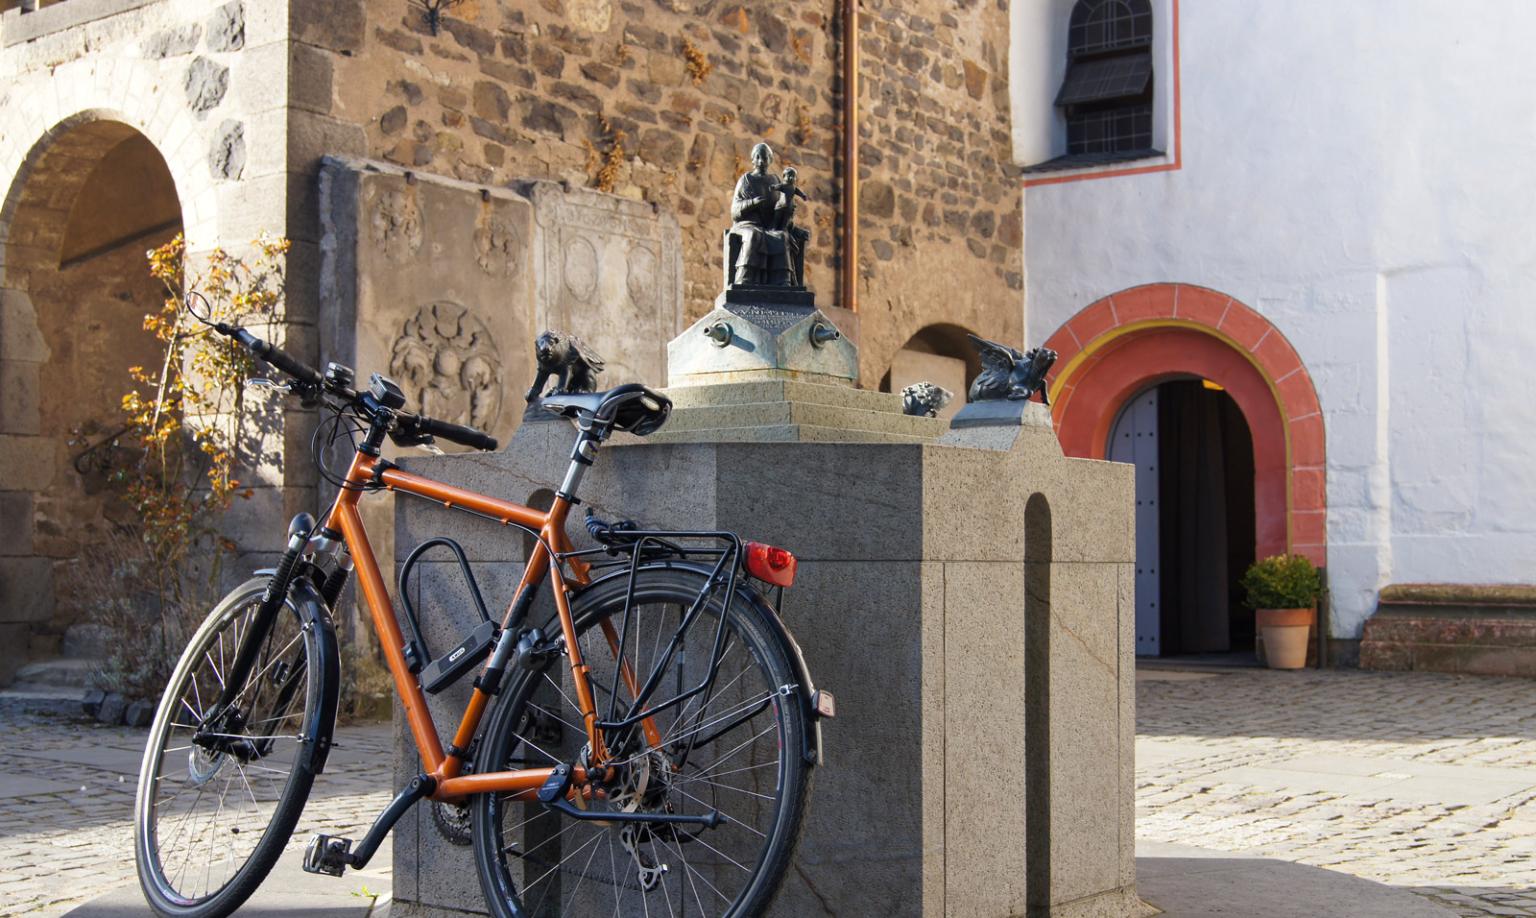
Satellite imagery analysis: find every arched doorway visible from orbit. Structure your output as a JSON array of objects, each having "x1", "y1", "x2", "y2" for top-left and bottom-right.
[
  {"x1": 0, "y1": 118, "x2": 184, "y2": 685},
  {"x1": 1043, "y1": 283, "x2": 1327, "y2": 661},
  {"x1": 881, "y1": 323, "x2": 982, "y2": 422},
  {"x1": 1109, "y1": 378, "x2": 1257, "y2": 659}
]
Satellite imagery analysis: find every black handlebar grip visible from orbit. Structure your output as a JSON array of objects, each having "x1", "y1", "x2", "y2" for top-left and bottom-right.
[
  {"x1": 417, "y1": 415, "x2": 498, "y2": 451},
  {"x1": 231, "y1": 328, "x2": 323, "y2": 387}
]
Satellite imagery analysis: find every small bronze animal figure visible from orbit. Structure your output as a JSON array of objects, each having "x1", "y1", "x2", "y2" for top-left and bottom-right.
[
  {"x1": 901, "y1": 381, "x2": 954, "y2": 418},
  {"x1": 524, "y1": 330, "x2": 605, "y2": 402},
  {"x1": 967, "y1": 334, "x2": 1059, "y2": 405}
]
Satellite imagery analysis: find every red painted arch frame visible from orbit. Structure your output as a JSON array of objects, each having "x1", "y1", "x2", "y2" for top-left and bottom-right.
[{"x1": 1042, "y1": 283, "x2": 1326, "y2": 565}]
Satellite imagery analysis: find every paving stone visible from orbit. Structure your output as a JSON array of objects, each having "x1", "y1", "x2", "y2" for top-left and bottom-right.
[
  {"x1": 1136, "y1": 667, "x2": 1536, "y2": 918},
  {"x1": 0, "y1": 693, "x2": 393, "y2": 918}
]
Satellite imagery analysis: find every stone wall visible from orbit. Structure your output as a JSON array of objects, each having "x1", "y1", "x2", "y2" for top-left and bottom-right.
[
  {"x1": 0, "y1": 0, "x2": 299, "y2": 681},
  {"x1": 291, "y1": 0, "x2": 1023, "y2": 386}
]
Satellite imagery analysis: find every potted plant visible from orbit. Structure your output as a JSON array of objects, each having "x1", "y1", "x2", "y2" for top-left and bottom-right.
[{"x1": 1240, "y1": 554, "x2": 1322, "y2": 669}]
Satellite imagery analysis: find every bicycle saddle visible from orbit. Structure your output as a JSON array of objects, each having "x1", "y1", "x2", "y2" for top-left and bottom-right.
[{"x1": 540, "y1": 383, "x2": 673, "y2": 437}]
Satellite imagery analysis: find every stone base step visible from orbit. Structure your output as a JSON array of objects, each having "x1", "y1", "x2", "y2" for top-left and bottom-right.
[
  {"x1": 13, "y1": 657, "x2": 101, "y2": 689},
  {"x1": 663, "y1": 378, "x2": 905, "y2": 413},
  {"x1": 649, "y1": 423, "x2": 935, "y2": 444},
  {"x1": 657, "y1": 399, "x2": 945, "y2": 441}
]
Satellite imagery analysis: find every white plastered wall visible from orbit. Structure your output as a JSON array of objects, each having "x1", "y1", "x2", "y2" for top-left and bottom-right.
[{"x1": 1012, "y1": 0, "x2": 1536, "y2": 638}]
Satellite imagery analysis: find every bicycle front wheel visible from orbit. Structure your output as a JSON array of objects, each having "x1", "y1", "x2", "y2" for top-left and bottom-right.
[
  {"x1": 473, "y1": 567, "x2": 812, "y2": 918},
  {"x1": 134, "y1": 578, "x2": 331, "y2": 917}
]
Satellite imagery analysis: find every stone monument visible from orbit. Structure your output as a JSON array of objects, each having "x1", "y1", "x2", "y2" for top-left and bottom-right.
[{"x1": 389, "y1": 147, "x2": 1139, "y2": 918}]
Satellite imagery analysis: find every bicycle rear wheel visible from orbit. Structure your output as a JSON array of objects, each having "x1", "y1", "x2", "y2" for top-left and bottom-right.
[
  {"x1": 134, "y1": 578, "x2": 331, "y2": 917},
  {"x1": 472, "y1": 567, "x2": 812, "y2": 918}
]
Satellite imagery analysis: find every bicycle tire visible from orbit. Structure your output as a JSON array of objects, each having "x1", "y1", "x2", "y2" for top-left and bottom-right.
[
  {"x1": 134, "y1": 577, "x2": 334, "y2": 918},
  {"x1": 472, "y1": 566, "x2": 812, "y2": 918}
]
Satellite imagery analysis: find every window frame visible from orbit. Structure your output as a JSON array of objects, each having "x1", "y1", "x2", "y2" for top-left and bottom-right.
[{"x1": 1024, "y1": 0, "x2": 1167, "y2": 175}]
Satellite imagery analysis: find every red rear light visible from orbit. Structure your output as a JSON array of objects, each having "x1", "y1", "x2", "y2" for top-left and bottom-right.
[{"x1": 744, "y1": 541, "x2": 797, "y2": 588}]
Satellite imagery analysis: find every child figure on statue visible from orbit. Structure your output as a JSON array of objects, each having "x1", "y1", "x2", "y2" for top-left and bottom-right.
[{"x1": 774, "y1": 167, "x2": 811, "y2": 285}]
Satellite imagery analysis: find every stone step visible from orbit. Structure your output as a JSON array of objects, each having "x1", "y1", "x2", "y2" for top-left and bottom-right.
[
  {"x1": 663, "y1": 379, "x2": 907, "y2": 413},
  {"x1": 650, "y1": 423, "x2": 935, "y2": 444},
  {"x1": 13, "y1": 657, "x2": 100, "y2": 689},
  {"x1": 659, "y1": 400, "x2": 945, "y2": 440}
]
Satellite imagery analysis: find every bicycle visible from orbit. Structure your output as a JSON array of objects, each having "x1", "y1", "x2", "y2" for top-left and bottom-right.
[{"x1": 133, "y1": 300, "x2": 834, "y2": 918}]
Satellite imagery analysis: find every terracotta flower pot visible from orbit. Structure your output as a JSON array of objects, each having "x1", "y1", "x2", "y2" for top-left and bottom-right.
[{"x1": 1256, "y1": 607, "x2": 1314, "y2": 670}]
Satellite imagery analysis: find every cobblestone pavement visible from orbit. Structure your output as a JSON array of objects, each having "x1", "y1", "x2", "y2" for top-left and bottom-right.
[
  {"x1": 1138, "y1": 667, "x2": 1536, "y2": 917},
  {"x1": 6, "y1": 668, "x2": 1534, "y2": 916},
  {"x1": 0, "y1": 693, "x2": 393, "y2": 918}
]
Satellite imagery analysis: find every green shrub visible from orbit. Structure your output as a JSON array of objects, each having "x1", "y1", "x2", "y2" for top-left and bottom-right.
[{"x1": 1240, "y1": 554, "x2": 1322, "y2": 609}]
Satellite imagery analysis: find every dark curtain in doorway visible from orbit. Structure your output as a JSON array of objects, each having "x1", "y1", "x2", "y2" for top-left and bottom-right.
[{"x1": 1157, "y1": 381, "x2": 1253, "y2": 655}]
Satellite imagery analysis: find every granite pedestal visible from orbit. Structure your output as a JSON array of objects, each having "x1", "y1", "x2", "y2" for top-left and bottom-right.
[{"x1": 389, "y1": 402, "x2": 1138, "y2": 917}]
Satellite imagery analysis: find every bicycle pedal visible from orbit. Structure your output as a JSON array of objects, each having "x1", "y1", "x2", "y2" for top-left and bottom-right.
[{"x1": 302, "y1": 834, "x2": 353, "y2": 877}]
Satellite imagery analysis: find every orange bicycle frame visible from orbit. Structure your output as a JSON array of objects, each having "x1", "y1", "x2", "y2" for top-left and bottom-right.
[{"x1": 327, "y1": 450, "x2": 658, "y2": 802}]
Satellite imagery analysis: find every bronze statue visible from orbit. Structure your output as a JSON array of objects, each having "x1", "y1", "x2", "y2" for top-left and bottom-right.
[
  {"x1": 967, "y1": 334, "x2": 1058, "y2": 405},
  {"x1": 726, "y1": 142, "x2": 809, "y2": 287},
  {"x1": 901, "y1": 381, "x2": 954, "y2": 417},
  {"x1": 524, "y1": 330, "x2": 605, "y2": 402}
]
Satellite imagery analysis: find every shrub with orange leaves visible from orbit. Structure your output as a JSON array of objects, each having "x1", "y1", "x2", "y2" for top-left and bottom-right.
[{"x1": 120, "y1": 232, "x2": 289, "y2": 599}]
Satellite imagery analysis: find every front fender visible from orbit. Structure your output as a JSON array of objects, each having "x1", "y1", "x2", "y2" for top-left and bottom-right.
[
  {"x1": 249, "y1": 574, "x2": 341, "y2": 776},
  {"x1": 576, "y1": 561, "x2": 827, "y2": 765}
]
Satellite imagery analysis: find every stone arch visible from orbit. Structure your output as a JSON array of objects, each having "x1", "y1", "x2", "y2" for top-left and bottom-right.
[
  {"x1": 0, "y1": 55, "x2": 220, "y2": 261},
  {"x1": 1042, "y1": 283, "x2": 1326, "y2": 564},
  {"x1": 0, "y1": 113, "x2": 187, "y2": 685},
  {"x1": 881, "y1": 322, "x2": 983, "y2": 420}
]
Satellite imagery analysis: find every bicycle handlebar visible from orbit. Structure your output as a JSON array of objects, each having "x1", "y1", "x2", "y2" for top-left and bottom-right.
[
  {"x1": 396, "y1": 412, "x2": 499, "y2": 452},
  {"x1": 212, "y1": 322, "x2": 498, "y2": 452},
  {"x1": 227, "y1": 325, "x2": 324, "y2": 389}
]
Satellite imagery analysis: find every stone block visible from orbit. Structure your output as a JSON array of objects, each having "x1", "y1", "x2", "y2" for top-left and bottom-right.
[
  {"x1": 715, "y1": 443, "x2": 923, "y2": 561},
  {"x1": 0, "y1": 491, "x2": 35, "y2": 555},
  {"x1": 205, "y1": 0, "x2": 245, "y2": 52},
  {"x1": 520, "y1": 179, "x2": 683, "y2": 392},
  {"x1": 81, "y1": 688, "x2": 106, "y2": 717},
  {"x1": 124, "y1": 699, "x2": 155, "y2": 727},
  {"x1": 0, "y1": 359, "x2": 40, "y2": 434},
  {"x1": 0, "y1": 290, "x2": 49, "y2": 362},
  {"x1": 769, "y1": 560, "x2": 925, "y2": 918},
  {"x1": 0, "y1": 556, "x2": 53, "y2": 623},
  {"x1": 97, "y1": 692, "x2": 128, "y2": 725},
  {"x1": 321, "y1": 158, "x2": 536, "y2": 451},
  {"x1": 390, "y1": 379, "x2": 1136, "y2": 917},
  {"x1": 1045, "y1": 562, "x2": 1126, "y2": 908},
  {"x1": 942, "y1": 561, "x2": 1028, "y2": 918},
  {"x1": 290, "y1": 0, "x2": 365, "y2": 53}
]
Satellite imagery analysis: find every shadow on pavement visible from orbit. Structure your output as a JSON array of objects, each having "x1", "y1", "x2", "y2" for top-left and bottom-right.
[
  {"x1": 1137, "y1": 842, "x2": 1454, "y2": 917},
  {"x1": 65, "y1": 846, "x2": 391, "y2": 917}
]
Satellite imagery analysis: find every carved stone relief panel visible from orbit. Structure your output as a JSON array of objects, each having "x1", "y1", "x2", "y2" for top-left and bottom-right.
[
  {"x1": 390, "y1": 301, "x2": 504, "y2": 431},
  {"x1": 322, "y1": 159, "x2": 535, "y2": 449},
  {"x1": 524, "y1": 180, "x2": 683, "y2": 391}
]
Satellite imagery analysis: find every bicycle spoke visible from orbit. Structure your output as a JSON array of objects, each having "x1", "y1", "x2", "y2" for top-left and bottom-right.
[
  {"x1": 481, "y1": 584, "x2": 801, "y2": 917},
  {"x1": 139, "y1": 593, "x2": 314, "y2": 910}
]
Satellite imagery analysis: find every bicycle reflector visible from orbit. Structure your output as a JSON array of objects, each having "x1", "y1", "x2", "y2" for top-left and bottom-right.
[{"x1": 744, "y1": 541, "x2": 797, "y2": 588}]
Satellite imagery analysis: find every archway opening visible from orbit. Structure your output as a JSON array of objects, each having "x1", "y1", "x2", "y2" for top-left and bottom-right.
[
  {"x1": 1110, "y1": 379, "x2": 1256, "y2": 660},
  {"x1": 880, "y1": 322, "x2": 981, "y2": 421},
  {"x1": 0, "y1": 120, "x2": 183, "y2": 686}
]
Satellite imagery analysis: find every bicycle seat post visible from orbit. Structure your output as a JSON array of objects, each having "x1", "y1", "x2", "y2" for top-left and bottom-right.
[{"x1": 558, "y1": 421, "x2": 604, "y2": 504}]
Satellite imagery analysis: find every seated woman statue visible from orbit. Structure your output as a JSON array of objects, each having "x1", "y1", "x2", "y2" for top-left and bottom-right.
[{"x1": 729, "y1": 142, "x2": 795, "y2": 286}]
